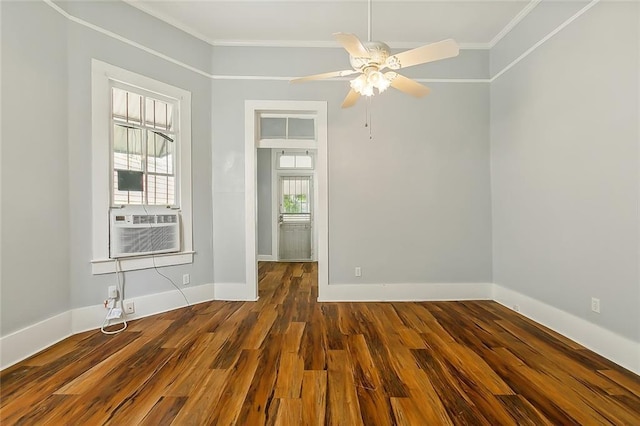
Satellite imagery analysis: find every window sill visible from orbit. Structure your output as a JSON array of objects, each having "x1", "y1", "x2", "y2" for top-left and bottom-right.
[{"x1": 91, "y1": 251, "x2": 194, "y2": 275}]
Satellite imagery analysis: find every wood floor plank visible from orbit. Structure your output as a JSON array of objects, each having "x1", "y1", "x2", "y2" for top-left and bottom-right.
[
  {"x1": 274, "y1": 398, "x2": 302, "y2": 426},
  {"x1": 346, "y1": 334, "x2": 395, "y2": 425},
  {"x1": 138, "y1": 396, "x2": 187, "y2": 426},
  {"x1": 326, "y1": 349, "x2": 363, "y2": 426},
  {"x1": 170, "y1": 369, "x2": 230, "y2": 425},
  {"x1": 301, "y1": 370, "x2": 327, "y2": 426},
  {"x1": 207, "y1": 349, "x2": 261, "y2": 425},
  {"x1": 237, "y1": 332, "x2": 284, "y2": 425},
  {"x1": 1, "y1": 261, "x2": 639, "y2": 424}
]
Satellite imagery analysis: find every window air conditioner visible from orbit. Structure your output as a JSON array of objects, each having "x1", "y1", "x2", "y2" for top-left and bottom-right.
[{"x1": 110, "y1": 212, "x2": 181, "y2": 258}]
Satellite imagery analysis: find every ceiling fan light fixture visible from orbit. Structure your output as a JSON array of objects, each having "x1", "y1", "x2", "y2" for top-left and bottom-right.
[{"x1": 350, "y1": 70, "x2": 391, "y2": 97}]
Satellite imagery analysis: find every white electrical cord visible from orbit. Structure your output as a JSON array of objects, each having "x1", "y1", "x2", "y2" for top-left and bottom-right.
[{"x1": 101, "y1": 258, "x2": 128, "y2": 335}]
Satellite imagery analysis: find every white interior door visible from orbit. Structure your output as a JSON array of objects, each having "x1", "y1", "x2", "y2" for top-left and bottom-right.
[{"x1": 278, "y1": 175, "x2": 313, "y2": 261}]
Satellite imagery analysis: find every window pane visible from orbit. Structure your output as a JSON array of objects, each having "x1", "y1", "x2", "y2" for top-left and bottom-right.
[
  {"x1": 112, "y1": 88, "x2": 127, "y2": 122},
  {"x1": 260, "y1": 117, "x2": 286, "y2": 139},
  {"x1": 126, "y1": 92, "x2": 142, "y2": 124},
  {"x1": 113, "y1": 124, "x2": 143, "y2": 171},
  {"x1": 295, "y1": 155, "x2": 313, "y2": 168},
  {"x1": 147, "y1": 131, "x2": 174, "y2": 175},
  {"x1": 281, "y1": 177, "x2": 310, "y2": 213},
  {"x1": 288, "y1": 118, "x2": 315, "y2": 139},
  {"x1": 147, "y1": 174, "x2": 175, "y2": 205},
  {"x1": 279, "y1": 155, "x2": 295, "y2": 168},
  {"x1": 146, "y1": 97, "x2": 174, "y2": 131}
]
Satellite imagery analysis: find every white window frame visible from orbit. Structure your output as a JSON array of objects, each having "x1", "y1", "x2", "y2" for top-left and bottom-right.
[
  {"x1": 257, "y1": 112, "x2": 317, "y2": 150},
  {"x1": 275, "y1": 150, "x2": 315, "y2": 170},
  {"x1": 110, "y1": 82, "x2": 179, "y2": 208},
  {"x1": 91, "y1": 59, "x2": 193, "y2": 274}
]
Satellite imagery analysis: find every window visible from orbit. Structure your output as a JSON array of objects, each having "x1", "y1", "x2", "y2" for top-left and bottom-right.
[
  {"x1": 277, "y1": 151, "x2": 314, "y2": 170},
  {"x1": 111, "y1": 86, "x2": 177, "y2": 207},
  {"x1": 259, "y1": 115, "x2": 315, "y2": 140},
  {"x1": 91, "y1": 60, "x2": 193, "y2": 274}
]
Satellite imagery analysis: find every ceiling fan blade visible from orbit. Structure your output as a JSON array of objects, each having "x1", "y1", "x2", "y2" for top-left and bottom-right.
[
  {"x1": 386, "y1": 39, "x2": 459, "y2": 70},
  {"x1": 334, "y1": 32, "x2": 370, "y2": 58},
  {"x1": 387, "y1": 73, "x2": 431, "y2": 98},
  {"x1": 341, "y1": 89, "x2": 360, "y2": 108},
  {"x1": 291, "y1": 69, "x2": 358, "y2": 83}
]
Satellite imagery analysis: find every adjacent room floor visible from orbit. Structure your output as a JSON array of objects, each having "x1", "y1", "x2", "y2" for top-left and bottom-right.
[{"x1": 1, "y1": 262, "x2": 639, "y2": 424}]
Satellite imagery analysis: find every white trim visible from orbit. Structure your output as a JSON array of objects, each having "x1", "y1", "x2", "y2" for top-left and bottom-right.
[
  {"x1": 245, "y1": 100, "x2": 328, "y2": 302},
  {"x1": 489, "y1": 0, "x2": 542, "y2": 48},
  {"x1": 257, "y1": 255, "x2": 275, "y2": 262},
  {"x1": 43, "y1": 0, "x2": 212, "y2": 79},
  {"x1": 0, "y1": 284, "x2": 215, "y2": 370},
  {"x1": 3, "y1": 283, "x2": 637, "y2": 375},
  {"x1": 0, "y1": 312, "x2": 72, "y2": 370},
  {"x1": 210, "y1": 39, "x2": 490, "y2": 50},
  {"x1": 71, "y1": 283, "x2": 215, "y2": 334},
  {"x1": 91, "y1": 252, "x2": 194, "y2": 275},
  {"x1": 257, "y1": 139, "x2": 318, "y2": 149},
  {"x1": 45, "y1": 0, "x2": 601, "y2": 87},
  {"x1": 319, "y1": 283, "x2": 492, "y2": 302},
  {"x1": 493, "y1": 285, "x2": 640, "y2": 375},
  {"x1": 91, "y1": 59, "x2": 193, "y2": 274},
  {"x1": 120, "y1": 0, "x2": 490, "y2": 51},
  {"x1": 42, "y1": 0, "x2": 487, "y2": 84},
  {"x1": 490, "y1": 0, "x2": 601, "y2": 82},
  {"x1": 271, "y1": 149, "x2": 279, "y2": 259},
  {"x1": 213, "y1": 283, "x2": 259, "y2": 302}
]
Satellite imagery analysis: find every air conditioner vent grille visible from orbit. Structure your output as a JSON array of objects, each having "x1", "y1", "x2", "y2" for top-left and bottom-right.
[{"x1": 110, "y1": 212, "x2": 181, "y2": 258}]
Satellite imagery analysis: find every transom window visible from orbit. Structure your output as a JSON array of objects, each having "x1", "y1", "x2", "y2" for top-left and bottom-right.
[
  {"x1": 111, "y1": 86, "x2": 178, "y2": 207},
  {"x1": 277, "y1": 151, "x2": 314, "y2": 170},
  {"x1": 259, "y1": 114, "x2": 315, "y2": 140}
]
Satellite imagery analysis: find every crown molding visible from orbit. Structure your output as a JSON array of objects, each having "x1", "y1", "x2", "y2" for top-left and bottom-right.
[
  {"x1": 489, "y1": 0, "x2": 542, "y2": 48},
  {"x1": 123, "y1": 0, "x2": 491, "y2": 50},
  {"x1": 210, "y1": 39, "x2": 490, "y2": 50},
  {"x1": 491, "y1": 0, "x2": 601, "y2": 82}
]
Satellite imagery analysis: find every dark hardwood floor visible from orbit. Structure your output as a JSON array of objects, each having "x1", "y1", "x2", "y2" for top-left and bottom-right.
[{"x1": 1, "y1": 262, "x2": 639, "y2": 424}]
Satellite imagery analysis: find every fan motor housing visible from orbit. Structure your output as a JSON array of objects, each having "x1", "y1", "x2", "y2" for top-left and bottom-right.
[{"x1": 349, "y1": 41, "x2": 390, "y2": 70}]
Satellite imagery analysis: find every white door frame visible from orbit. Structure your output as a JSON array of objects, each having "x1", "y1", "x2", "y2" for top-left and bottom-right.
[
  {"x1": 272, "y1": 150, "x2": 318, "y2": 262},
  {"x1": 244, "y1": 100, "x2": 328, "y2": 301}
]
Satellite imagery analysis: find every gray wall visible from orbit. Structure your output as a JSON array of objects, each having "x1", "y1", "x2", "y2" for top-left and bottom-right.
[
  {"x1": 64, "y1": 1, "x2": 214, "y2": 308},
  {"x1": 257, "y1": 149, "x2": 273, "y2": 256},
  {"x1": 211, "y1": 75, "x2": 493, "y2": 285},
  {"x1": 1, "y1": 1, "x2": 71, "y2": 334},
  {"x1": 0, "y1": 0, "x2": 214, "y2": 336},
  {"x1": 490, "y1": 1, "x2": 639, "y2": 342}
]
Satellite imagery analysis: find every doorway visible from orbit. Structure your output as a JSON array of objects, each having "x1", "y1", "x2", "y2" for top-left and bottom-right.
[
  {"x1": 244, "y1": 100, "x2": 328, "y2": 302},
  {"x1": 278, "y1": 174, "x2": 313, "y2": 261}
]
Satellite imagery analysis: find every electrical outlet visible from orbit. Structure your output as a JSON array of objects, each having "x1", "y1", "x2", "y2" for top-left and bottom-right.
[
  {"x1": 182, "y1": 274, "x2": 190, "y2": 285},
  {"x1": 124, "y1": 300, "x2": 135, "y2": 314},
  {"x1": 355, "y1": 267, "x2": 362, "y2": 277},
  {"x1": 108, "y1": 285, "x2": 118, "y2": 299},
  {"x1": 591, "y1": 297, "x2": 600, "y2": 314}
]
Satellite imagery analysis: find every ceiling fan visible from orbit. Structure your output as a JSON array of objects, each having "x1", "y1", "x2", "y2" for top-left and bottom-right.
[{"x1": 291, "y1": 2, "x2": 460, "y2": 108}]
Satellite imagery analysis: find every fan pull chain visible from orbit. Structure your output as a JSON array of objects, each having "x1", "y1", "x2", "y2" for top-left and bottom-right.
[{"x1": 364, "y1": 97, "x2": 373, "y2": 140}]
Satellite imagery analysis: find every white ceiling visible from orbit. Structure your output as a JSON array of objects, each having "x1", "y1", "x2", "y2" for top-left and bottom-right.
[{"x1": 126, "y1": 0, "x2": 534, "y2": 49}]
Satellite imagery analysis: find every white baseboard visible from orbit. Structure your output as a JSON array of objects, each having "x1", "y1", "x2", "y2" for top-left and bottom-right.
[
  {"x1": 257, "y1": 255, "x2": 274, "y2": 261},
  {"x1": 214, "y1": 282, "x2": 258, "y2": 301},
  {"x1": 0, "y1": 311, "x2": 72, "y2": 370},
  {"x1": 72, "y1": 283, "x2": 215, "y2": 334},
  {"x1": 1, "y1": 284, "x2": 215, "y2": 370},
  {"x1": 318, "y1": 282, "x2": 493, "y2": 302},
  {"x1": 493, "y1": 284, "x2": 640, "y2": 375},
  {"x1": 3, "y1": 282, "x2": 637, "y2": 376}
]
